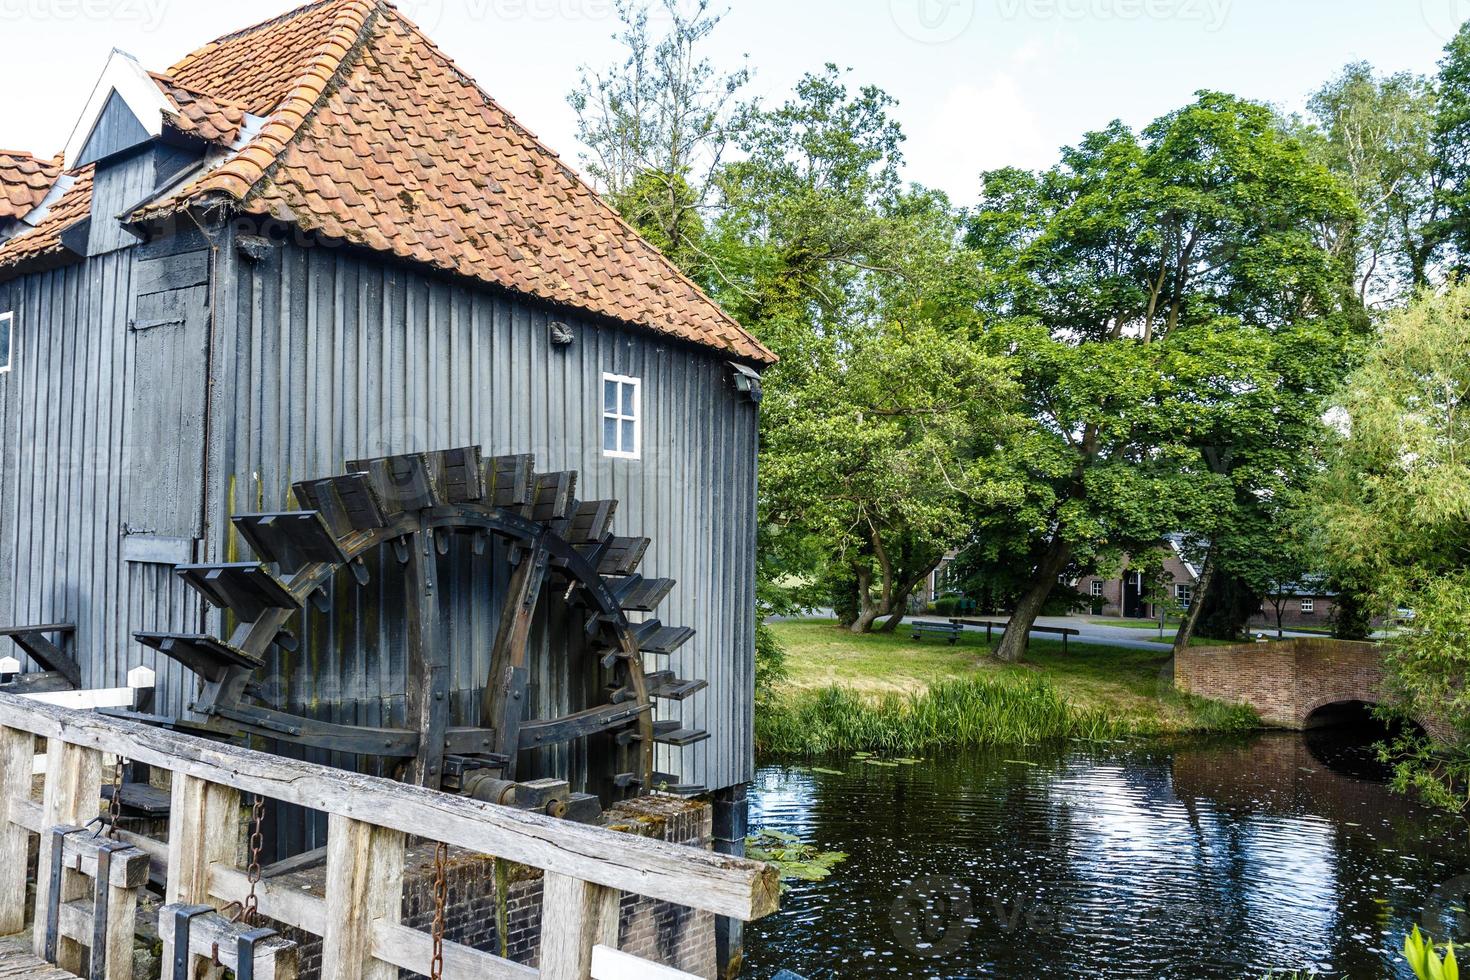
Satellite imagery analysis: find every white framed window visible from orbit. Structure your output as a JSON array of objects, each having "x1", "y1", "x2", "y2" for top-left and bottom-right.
[
  {"x1": 1301, "y1": 598, "x2": 1314, "y2": 614},
  {"x1": 0, "y1": 312, "x2": 12, "y2": 374},
  {"x1": 1091, "y1": 580, "x2": 1104, "y2": 597},
  {"x1": 602, "y1": 373, "x2": 640, "y2": 459},
  {"x1": 1175, "y1": 583, "x2": 1193, "y2": 607}
]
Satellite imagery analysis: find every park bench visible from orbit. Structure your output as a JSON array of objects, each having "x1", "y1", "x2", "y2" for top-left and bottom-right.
[
  {"x1": 951, "y1": 618, "x2": 1081, "y2": 653},
  {"x1": 911, "y1": 621, "x2": 965, "y2": 645}
]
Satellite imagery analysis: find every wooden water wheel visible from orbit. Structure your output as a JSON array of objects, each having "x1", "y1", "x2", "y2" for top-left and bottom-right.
[{"x1": 130, "y1": 447, "x2": 707, "y2": 819}]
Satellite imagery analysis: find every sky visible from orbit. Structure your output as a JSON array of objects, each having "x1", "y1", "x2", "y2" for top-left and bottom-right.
[{"x1": 0, "y1": 0, "x2": 1463, "y2": 204}]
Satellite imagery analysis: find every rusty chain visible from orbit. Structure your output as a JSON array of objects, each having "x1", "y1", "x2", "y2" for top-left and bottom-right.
[
  {"x1": 103, "y1": 755, "x2": 125, "y2": 838},
  {"x1": 431, "y1": 841, "x2": 449, "y2": 980},
  {"x1": 232, "y1": 794, "x2": 266, "y2": 926}
]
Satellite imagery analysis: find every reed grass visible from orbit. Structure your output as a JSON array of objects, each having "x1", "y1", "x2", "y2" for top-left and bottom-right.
[{"x1": 755, "y1": 675, "x2": 1135, "y2": 756}]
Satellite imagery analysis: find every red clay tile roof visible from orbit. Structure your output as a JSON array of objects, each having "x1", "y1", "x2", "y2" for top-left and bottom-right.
[
  {"x1": 0, "y1": 167, "x2": 94, "y2": 267},
  {"x1": 140, "y1": 0, "x2": 774, "y2": 364},
  {"x1": 0, "y1": 0, "x2": 770, "y2": 363},
  {"x1": 0, "y1": 151, "x2": 63, "y2": 221},
  {"x1": 152, "y1": 74, "x2": 252, "y2": 147}
]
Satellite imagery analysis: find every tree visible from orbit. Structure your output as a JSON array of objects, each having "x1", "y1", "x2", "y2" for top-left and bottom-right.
[
  {"x1": 1315, "y1": 281, "x2": 1470, "y2": 808},
  {"x1": 707, "y1": 68, "x2": 1017, "y2": 633},
  {"x1": 1296, "y1": 63, "x2": 1441, "y2": 302},
  {"x1": 967, "y1": 91, "x2": 1359, "y2": 662},
  {"x1": 569, "y1": 0, "x2": 749, "y2": 272}
]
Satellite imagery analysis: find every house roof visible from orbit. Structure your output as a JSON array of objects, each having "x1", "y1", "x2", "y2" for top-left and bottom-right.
[
  {"x1": 151, "y1": 74, "x2": 252, "y2": 148},
  {"x1": 0, "y1": 0, "x2": 773, "y2": 365},
  {"x1": 0, "y1": 151, "x2": 63, "y2": 221}
]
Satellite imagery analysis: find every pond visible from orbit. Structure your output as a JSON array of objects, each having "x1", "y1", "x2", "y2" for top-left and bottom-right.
[{"x1": 741, "y1": 728, "x2": 1470, "y2": 979}]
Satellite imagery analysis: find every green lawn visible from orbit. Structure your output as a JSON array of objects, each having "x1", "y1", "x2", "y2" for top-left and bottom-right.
[
  {"x1": 1089, "y1": 618, "x2": 1182, "y2": 630},
  {"x1": 768, "y1": 618, "x2": 1255, "y2": 735}
]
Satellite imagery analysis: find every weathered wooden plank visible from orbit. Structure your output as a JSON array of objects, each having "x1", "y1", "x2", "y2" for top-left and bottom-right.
[
  {"x1": 320, "y1": 814, "x2": 404, "y2": 980},
  {"x1": 34, "y1": 739, "x2": 101, "y2": 967},
  {"x1": 160, "y1": 902, "x2": 299, "y2": 980},
  {"x1": 541, "y1": 872, "x2": 620, "y2": 980},
  {"x1": 0, "y1": 692, "x2": 780, "y2": 920},
  {"x1": 163, "y1": 773, "x2": 241, "y2": 979},
  {"x1": 0, "y1": 726, "x2": 33, "y2": 933}
]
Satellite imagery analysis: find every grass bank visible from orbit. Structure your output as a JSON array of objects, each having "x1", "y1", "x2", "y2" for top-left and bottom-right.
[{"x1": 756, "y1": 619, "x2": 1258, "y2": 756}]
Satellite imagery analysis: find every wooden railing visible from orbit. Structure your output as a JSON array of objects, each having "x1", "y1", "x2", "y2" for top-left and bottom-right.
[{"x1": 0, "y1": 691, "x2": 780, "y2": 979}]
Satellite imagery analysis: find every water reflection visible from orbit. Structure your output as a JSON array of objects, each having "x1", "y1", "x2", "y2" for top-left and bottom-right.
[{"x1": 743, "y1": 732, "x2": 1469, "y2": 979}]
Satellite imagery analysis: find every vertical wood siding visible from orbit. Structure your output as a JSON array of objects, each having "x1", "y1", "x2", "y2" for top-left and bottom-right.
[
  {"x1": 0, "y1": 248, "x2": 205, "y2": 709},
  {"x1": 206, "y1": 235, "x2": 757, "y2": 795},
  {"x1": 0, "y1": 227, "x2": 758, "y2": 802}
]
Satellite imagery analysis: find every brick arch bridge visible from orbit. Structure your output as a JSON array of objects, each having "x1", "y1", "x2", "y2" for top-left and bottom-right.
[{"x1": 1174, "y1": 638, "x2": 1446, "y2": 737}]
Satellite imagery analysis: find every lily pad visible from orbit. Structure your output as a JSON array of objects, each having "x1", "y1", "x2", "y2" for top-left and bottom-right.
[{"x1": 811, "y1": 767, "x2": 846, "y2": 775}]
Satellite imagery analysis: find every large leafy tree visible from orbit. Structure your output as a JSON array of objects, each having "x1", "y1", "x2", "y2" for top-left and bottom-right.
[
  {"x1": 707, "y1": 68, "x2": 1018, "y2": 633},
  {"x1": 1315, "y1": 282, "x2": 1470, "y2": 809},
  {"x1": 968, "y1": 91, "x2": 1359, "y2": 661}
]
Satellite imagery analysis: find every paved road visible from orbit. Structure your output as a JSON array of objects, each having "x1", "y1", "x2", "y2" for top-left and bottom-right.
[{"x1": 772, "y1": 610, "x2": 1341, "y2": 653}]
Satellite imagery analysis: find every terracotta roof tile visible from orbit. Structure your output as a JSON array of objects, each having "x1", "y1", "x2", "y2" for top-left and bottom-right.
[
  {"x1": 0, "y1": 167, "x2": 94, "y2": 267},
  {"x1": 4, "y1": 0, "x2": 773, "y2": 363},
  {"x1": 152, "y1": 74, "x2": 251, "y2": 147},
  {"x1": 0, "y1": 151, "x2": 63, "y2": 221}
]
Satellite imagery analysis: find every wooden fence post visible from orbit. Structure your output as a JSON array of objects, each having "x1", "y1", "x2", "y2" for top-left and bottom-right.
[
  {"x1": 163, "y1": 773, "x2": 241, "y2": 979},
  {"x1": 540, "y1": 872, "x2": 621, "y2": 980},
  {"x1": 0, "y1": 726, "x2": 34, "y2": 934},
  {"x1": 321, "y1": 813, "x2": 405, "y2": 980},
  {"x1": 34, "y1": 739, "x2": 102, "y2": 967}
]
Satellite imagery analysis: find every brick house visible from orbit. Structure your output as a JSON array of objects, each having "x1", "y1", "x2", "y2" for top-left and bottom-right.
[
  {"x1": 1075, "y1": 540, "x2": 1200, "y2": 620},
  {"x1": 1249, "y1": 580, "x2": 1340, "y2": 631}
]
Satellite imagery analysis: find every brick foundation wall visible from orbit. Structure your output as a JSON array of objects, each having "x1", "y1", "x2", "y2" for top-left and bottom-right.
[{"x1": 271, "y1": 793, "x2": 717, "y2": 979}]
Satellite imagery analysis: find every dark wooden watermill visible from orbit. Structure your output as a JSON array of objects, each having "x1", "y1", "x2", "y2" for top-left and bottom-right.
[{"x1": 128, "y1": 446, "x2": 706, "y2": 821}]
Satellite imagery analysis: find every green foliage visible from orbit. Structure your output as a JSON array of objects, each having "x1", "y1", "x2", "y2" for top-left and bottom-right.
[
  {"x1": 1295, "y1": 61, "x2": 1441, "y2": 299},
  {"x1": 1315, "y1": 282, "x2": 1470, "y2": 807},
  {"x1": 745, "y1": 829, "x2": 847, "y2": 890},
  {"x1": 754, "y1": 619, "x2": 790, "y2": 713},
  {"x1": 568, "y1": 0, "x2": 749, "y2": 273},
  {"x1": 967, "y1": 91, "x2": 1358, "y2": 659},
  {"x1": 754, "y1": 677, "x2": 1130, "y2": 756},
  {"x1": 705, "y1": 66, "x2": 1019, "y2": 633},
  {"x1": 1404, "y1": 926, "x2": 1461, "y2": 980}
]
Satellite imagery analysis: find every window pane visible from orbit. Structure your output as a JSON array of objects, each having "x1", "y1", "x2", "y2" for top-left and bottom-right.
[
  {"x1": 622, "y1": 419, "x2": 635, "y2": 453},
  {"x1": 622, "y1": 382, "x2": 635, "y2": 416},
  {"x1": 604, "y1": 380, "x2": 618, "y2": 414},
  {"x1": 603, "y1": 417, "x2": 618, "y2": 451}
]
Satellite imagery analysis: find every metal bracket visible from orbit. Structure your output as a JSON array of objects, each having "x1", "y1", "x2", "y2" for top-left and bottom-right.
[
  {"x1": 236, "y1": 926, "x2": 279, "y2": 980},
  {"x1": 43, "y1": 825, "x2": 83, "y2": 963},
  {"x1": 169, "y1": 904, "x2": 216, "y2": 980},
  {"x1": 89, "y1": 839, "x2": 132, "y2": 980}
]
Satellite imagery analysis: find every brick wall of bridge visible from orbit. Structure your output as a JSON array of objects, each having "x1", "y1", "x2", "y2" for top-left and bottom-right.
[{"x1": 1174, "y1": 638, "x2": 1386, "y2": 729}]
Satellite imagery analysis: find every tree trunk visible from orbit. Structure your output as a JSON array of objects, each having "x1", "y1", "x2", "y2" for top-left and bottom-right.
[
  {"x1": 995, "y1": 538, "x2": 1071, "y2": 663},
  {"x1": 850, "y1": 564, "x2": 883, "y2": 634},
  {"x1": 877, "y1": 565, "x2": 938, "y2": 633},
  {"x1": 1172, "y1": 548, "x2": 1214, "y2": 656}
]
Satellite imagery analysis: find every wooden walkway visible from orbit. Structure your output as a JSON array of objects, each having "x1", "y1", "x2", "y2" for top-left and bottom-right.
[{"x1": 0, "y1": 937, "x2": 77, "y2": 978}]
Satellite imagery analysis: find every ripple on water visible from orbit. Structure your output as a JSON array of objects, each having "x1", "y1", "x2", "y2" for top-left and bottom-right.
[{"x1": 742, "y1": 733, "x2": 1470, "y2": 980}]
